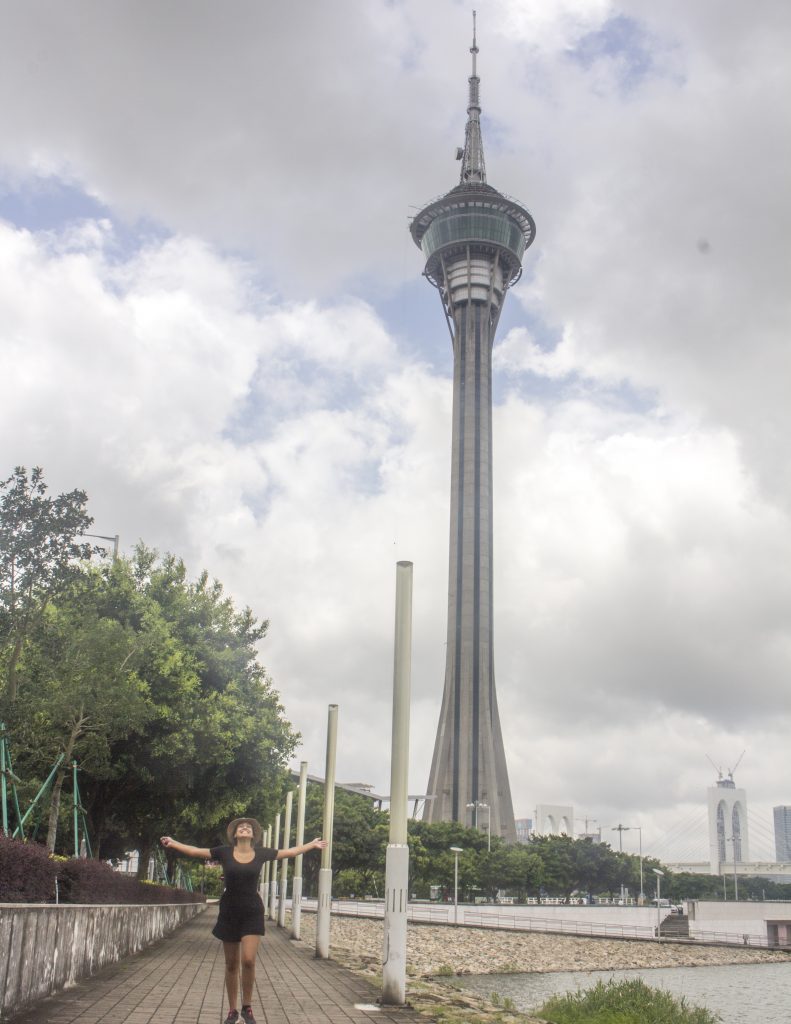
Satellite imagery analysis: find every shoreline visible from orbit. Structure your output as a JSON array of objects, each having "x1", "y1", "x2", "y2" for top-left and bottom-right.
[
  {"x1": 286, "y1": 914, "x2": 789, "y2": 1024},
  {"x1": 290, "y1": 913, "x2": 789, "y2": 977}
]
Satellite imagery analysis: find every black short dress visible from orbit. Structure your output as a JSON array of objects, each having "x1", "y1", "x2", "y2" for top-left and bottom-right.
[{"x1": 210, "y1": 845, "x2": 278, "y2": 942}]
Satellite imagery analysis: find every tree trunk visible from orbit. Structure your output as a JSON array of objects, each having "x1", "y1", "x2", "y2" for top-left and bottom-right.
[
  {"x1": 46, "y1": 765, "x2": 67, "y2": 853},
  {"x1": 5, "y1": 634, "x2": 24, "y2": 701},
  {"x1": 136, "y1": 842, "x2": 152, "y2": 880},
  {"x1": 46, "y1": 718, "x2": 83, "y2": 853}
]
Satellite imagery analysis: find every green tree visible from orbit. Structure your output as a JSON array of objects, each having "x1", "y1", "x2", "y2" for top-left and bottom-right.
[
  {"x1": 301, "y1": 784, "x2": 389, "y2": 896},
  {"x1": 0, "y1": 466, "x2": 97, "y2": 702},
  {"x1": 13, "y1": 575, "x2": 151, "y2": 851},
  {"x1": 406, "y1": 819, "x2": 486, "y2": 898},
  {"x1": 79, "y1": 548, "x2": 298, "y2": 870},
  {"x1": 479, "y1": 842, "x2": 544, "y2": 900},
  {"x1": 526, "y1": 835, "x2": 628, "y2": 901}
]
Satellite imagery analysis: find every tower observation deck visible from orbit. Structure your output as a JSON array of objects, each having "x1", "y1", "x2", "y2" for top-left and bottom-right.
[{"x1": 410, "y1": 14, "x2": 535, "y2": 844}]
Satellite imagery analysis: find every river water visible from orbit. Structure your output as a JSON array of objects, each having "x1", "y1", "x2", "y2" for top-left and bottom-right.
[{"x1": 454, "y1": 961, "x2": 791, "y2": 1023}]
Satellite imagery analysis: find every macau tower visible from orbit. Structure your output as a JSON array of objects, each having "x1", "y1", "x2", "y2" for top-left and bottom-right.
[{"x1": 410, "y1": 15, "x2": 535, "y2": 843}]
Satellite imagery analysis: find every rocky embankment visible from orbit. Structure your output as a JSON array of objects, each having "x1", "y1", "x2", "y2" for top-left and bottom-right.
[
  {"x1": 288, "y1": 913, "x2": 789, "y2": 1024},
  {"x1": 293, "y1": 913, "x2": 787, "y2": 977}
]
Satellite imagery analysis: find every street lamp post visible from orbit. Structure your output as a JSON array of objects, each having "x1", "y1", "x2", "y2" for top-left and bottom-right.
[
  {"x1": 611, "y1": 824, "x2": 643, "y2": 903},
  {"x1": 636, "y1": 826, "x2": 644, "y2": 903},
  {"x1": 466, "y1": 801, "x2": 490, "y2": 851},
  {"x1": 727, "y1": 836, "x2": 739, "y2": 901},
  {"x1": 450, "y1": 846, "x2": 463, "y2": 925},
  {"x1": 652, "y1": 868, "x2": 664, "y2": 940}
]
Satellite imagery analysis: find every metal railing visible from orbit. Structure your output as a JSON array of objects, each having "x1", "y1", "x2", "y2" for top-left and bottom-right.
[{"x1": 295, "y1": 898, "x2": 790, "y2": 949}]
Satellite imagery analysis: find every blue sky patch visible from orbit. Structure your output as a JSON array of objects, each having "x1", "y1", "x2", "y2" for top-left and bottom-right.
[
  {"x1": 567, "y1": 15, "x2": 658, "y2": 91},
  {"x1": 0, "y1": 175, "x2": 168, "y2": 262}
]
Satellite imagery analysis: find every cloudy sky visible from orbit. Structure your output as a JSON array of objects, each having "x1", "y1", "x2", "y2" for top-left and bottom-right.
[{"x1": 2, "y1": 0, "x2": 790, "y2": 864}]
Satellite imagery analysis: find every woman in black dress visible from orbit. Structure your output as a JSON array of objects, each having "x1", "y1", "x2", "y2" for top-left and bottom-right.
[{"x1": 161, "y1": 818, "x2": 326, "y2": 1024}]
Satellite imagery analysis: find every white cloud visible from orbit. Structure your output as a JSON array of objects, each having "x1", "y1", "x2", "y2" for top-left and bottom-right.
[{"x1": 2, "y1": 0, "x2": 790, "y2": 858}]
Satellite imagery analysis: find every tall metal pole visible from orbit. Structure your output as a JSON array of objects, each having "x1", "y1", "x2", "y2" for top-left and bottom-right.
[
  {"x1": 638, "y1": 827, "x2": 644, "y2": 903},
  {"x1": 653, "y1": 868, "x2": 664, "y2": 940},
  {"x1": 263, "y1": 823, "x2": 271, "y2": 907},
  {"x1": 269, "y1": 812, "x2": 281, "y2": 920},
  {"x1": 291, "y1": 761, "x2": 308, "y2": 940},
  {"x1": 260, "y1": 825, "x2": 271, "y2": 903},
  {"x1": 316, "y1": 704, "x2": 338, "y2": 959},
  {"x1": 278, "y1": 790, "x2": 293, "y2": 928},
  {"x1": 450, "y1": 846, "x2": 463, "y2": 924},
  {"x1": 1, "y1": 727, "x2": 9, "y2": 836},
  {"x1": 382, "y1": 561, "x2": 413, "y2": 1006},
  {"x1": 72, "y1": 761, "x2": 79, "y2": 858}
]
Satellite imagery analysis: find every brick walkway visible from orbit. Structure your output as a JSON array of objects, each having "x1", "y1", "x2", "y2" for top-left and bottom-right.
[{"x1": 10, "y1": 908, "x2": 427, "y2": 1024}]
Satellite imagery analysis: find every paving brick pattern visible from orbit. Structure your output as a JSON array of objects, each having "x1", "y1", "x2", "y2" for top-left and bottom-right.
[{"x1": 9, "y1": 908, "x2": 424, "y2": 1024}]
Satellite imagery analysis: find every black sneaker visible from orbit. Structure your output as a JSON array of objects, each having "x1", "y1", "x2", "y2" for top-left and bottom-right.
[
  {"x1": 241, "y1": 1008, "x2": 256, "y2": 1024},
  {"x1": 224, "y1": 1011, "x2": 239, "y2": 1024}
]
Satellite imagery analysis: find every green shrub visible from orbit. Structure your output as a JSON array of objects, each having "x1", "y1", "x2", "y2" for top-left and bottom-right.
[{"x1": 538, "y1": 978, "x2": 720, "y2": 1024}]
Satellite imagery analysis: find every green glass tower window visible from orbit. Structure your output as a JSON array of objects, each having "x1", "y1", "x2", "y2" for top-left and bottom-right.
[{"x1": 421, "y1": 211, "x2": 526, "y2": 262}]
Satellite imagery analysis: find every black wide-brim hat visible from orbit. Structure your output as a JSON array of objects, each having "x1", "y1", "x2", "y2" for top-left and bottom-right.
[{"x1": 226, "y1": 817, "x2": 263, "y2": 846}]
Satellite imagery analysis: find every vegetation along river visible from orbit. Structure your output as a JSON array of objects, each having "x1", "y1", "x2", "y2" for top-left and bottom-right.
[{"x1": 454, "y1": 961, "x2": 791, "y2": 1024}]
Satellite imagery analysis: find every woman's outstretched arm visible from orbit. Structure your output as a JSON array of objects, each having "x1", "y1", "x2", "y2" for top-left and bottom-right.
[
  {"x1": 276, "y1": 837, "x2": 327, "y2": 860},
  {"x1": 160, "y1": 836, "x2": 212, "y2": 859}
]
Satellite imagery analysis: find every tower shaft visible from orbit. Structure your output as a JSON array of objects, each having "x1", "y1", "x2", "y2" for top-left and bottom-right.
[
  {"x1": 411, "y1": 15, "x2": 535, "y2": 845},
  {"x1": 424, "y1": 250, "x2": 516, "y2": 842}
]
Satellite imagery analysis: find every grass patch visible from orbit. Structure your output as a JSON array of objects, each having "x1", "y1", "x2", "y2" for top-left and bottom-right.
[
  {"x1": 538, "y1": 979, "x2": 720, "y2": 1024},
  {"x1": 490, "y1": 992, "x2": 516, "y2": 1011}
]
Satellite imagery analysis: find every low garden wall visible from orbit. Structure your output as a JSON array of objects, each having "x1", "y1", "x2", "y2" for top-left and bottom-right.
[{"x1": 0, "y1": 901, "x2": 207, "y2": 1018}]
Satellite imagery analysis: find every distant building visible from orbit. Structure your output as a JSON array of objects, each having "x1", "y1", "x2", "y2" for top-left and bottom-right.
[
  {"x1": 774, "y1": 806, "x2": 791, "y2": 861},
  {"x1": 515, "y1": 818, "x2": 533, "y2": 843},
  {"x1": 536, "y1": 804, "x2": 574, "y2": 835},
  {"x1": 707, "y1": 776, "x2": 750, "y2": 873}
]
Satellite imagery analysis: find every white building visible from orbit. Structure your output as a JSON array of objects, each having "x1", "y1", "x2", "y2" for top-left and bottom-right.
[
  {"x1": 773, "y1": 806, "x2": 791, "y2": 862},
  {"x1": 536, "y1": 804, "x2": 574, "y2": 835},
  {"x1": 707, "y1": 776, "x2": 749, "y2": 874}
]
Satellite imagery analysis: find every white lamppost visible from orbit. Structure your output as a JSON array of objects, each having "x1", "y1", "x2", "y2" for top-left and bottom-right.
[
  {"x1": 450, "y1": 846, "x2": 463, "y2": 924},
  {"x1": 652, "y1": 868, "x2": 664, "y2": 940},
  {"x1": 635, "y1": 826, "x2": 644, "y2": 903},
  {"x1": 466, "y1": 801, "x2": 491, "y2": 851},
  {"x1": 727, "y1": 836, "x2": 739, "y2": 901},
  {"x1": 620, "y1": 825, "x2": 644, "y2": 903}
]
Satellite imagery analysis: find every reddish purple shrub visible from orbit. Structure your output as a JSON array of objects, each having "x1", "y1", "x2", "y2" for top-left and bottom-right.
[
  {"x1": 0, "y1": 835, "x2": 203, "y2": 904},
  {"x1": 0, "y1": 834, "x2": 58, "y2": 902}
]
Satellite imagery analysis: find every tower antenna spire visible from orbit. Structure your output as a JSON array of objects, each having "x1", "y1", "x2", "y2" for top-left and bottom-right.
[{"x1": 460, "y1": 9, "x2": 486, "y2": 184}]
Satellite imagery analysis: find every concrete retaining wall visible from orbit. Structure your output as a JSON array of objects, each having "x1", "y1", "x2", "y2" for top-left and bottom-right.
[
  {"x1": 0, "y1": 902, "x2": 206, "y2": 1019},
  {"x1": 688, "y1": 899, "x2": 791, "y2": 946}
]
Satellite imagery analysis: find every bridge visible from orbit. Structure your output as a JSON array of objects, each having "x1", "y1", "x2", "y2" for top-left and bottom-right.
[{"x1": 665, "y1": 860, "x2": 791, "y2": 880}]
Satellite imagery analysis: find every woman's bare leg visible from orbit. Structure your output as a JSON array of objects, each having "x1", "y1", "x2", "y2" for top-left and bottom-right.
[
  {"x1": 222, "y1": 941, "x2": 241, "y2": 1011},
  {"x1": 239, "y1": 934, "x2": 260, "y2": 1006}
]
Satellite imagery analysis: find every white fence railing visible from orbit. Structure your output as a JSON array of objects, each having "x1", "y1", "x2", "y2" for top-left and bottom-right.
[{"x1": 294, "y1": 898, "x2": 788, "y2": 949}]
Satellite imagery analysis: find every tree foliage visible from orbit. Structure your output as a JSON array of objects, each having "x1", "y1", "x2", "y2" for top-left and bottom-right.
[
  {"x1": 86, "y1": 548, "x2": 299, "y2": 869},
  {"x1": 0, "y1": 466, "x2": 98, "y2": 701},
  {"x1": 1, "y1": 467, "x2": 298, "y2": 869}
]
